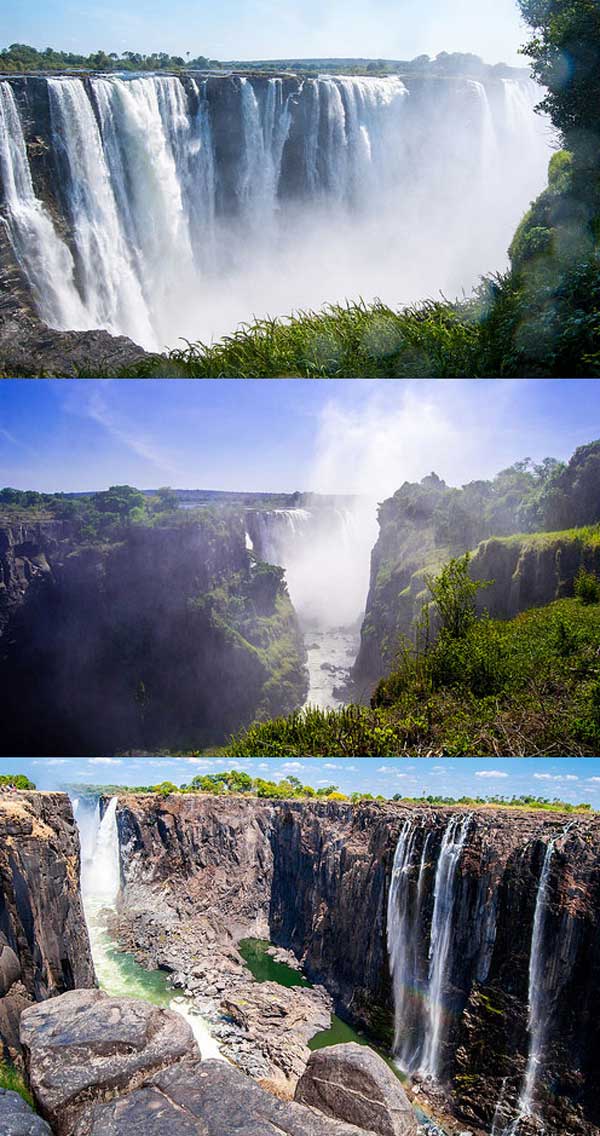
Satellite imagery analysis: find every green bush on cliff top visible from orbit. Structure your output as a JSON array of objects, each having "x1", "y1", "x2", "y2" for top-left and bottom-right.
[{"x1": 225, "y1": 597, "x2": 600, "y2": 756}]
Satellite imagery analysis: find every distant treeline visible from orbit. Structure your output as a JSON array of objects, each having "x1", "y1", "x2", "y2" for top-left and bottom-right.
[
  {"x1": 222, "y1": 52, "x2": 524, "y2": 78},
  {"x1": 62, "y1": 775, "x2": 594, "y2": 813},
  {"x1": 0, "y1": 44, "x2": 522, "y2": 77},
  {"x1": 0, "y1": 43, "x2": 214, "y2": 73}
]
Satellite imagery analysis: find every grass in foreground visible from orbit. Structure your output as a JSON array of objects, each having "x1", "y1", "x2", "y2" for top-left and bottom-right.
[
  {"x1": 0, "y1": 1062, "x2": 34, "y2": 1107},
  {"x1": 225, "y1": 598, "x2": 600, "y2": 756},
  {"x1": 87, "y1": 299, "x2": 482, "y2": 378}
]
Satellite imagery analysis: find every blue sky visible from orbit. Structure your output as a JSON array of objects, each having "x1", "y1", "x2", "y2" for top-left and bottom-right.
[
  {"x1": 1, "y1": 380, "x2": 600, "y2": 498},
  {"x1": 3, "y1": 757, "x2": 600, "y2": 805},
  {"x1": 4, "y1": 1, "x2": 528, "y2": 66}
]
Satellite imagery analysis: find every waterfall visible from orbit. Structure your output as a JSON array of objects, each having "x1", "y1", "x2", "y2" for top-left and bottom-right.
[
  {"x1": 387, "y1": 821, "x2": 430, "y2": 1072},
  {"x1": 245, "y1": 501, "x2": 378, "y2": 707},
  {"x1": 0, "y1": 81, "x2": 91, "y2": 329},
  {"x1": 519, "y1": 837, "x2": 556, "y2": 1117},
  {"x1": 387, "y1": 815, "x2": 471, "y2": 1083},
  {"x1": 74, "y1": 795, "x2": 221, "y2": 1061},
  {"x1": 420, "y1": 815, "x2": 471, "y2": 1080},
  {"x1": 1, "y1": 73, "x2": 550, "y2": 347},
  {"x1": 47, "y1": 78, "x2": 156, "y2": 347},
  {"x1": 81, "y1": 796, "x2": 120, "y2": 907}
]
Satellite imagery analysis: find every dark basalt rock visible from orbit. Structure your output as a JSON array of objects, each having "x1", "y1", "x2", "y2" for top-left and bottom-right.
[
  {"x1": 0, "y1": 515, "x2": 307, "y2": 754},
  {"x1": 20, "y1": 989, "x2": 199, "y2": 1136},
  {"x1": 111, "y1": 795, "x2": 600, "y2": 1136},
  {"x1": 0, "y1": 792, "x2": 95, "y2": 1062},
  {"x1": 0, "y1": 308, "x2": 150, "y2": 377},
  {"x1": 295, "y1": 1044, "x2": 418, "y2": 1136},
  {"x1": 0, "y1": 1088, "x2": 52, "y2": 1136},
  {"x1": 74, "y1": 1059, "x2": 367, "y2": 1136}
]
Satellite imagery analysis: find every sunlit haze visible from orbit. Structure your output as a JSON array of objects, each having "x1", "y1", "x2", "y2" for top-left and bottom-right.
[{"x1": 8, "y1": 0, "x2": 528, "y2": 67}]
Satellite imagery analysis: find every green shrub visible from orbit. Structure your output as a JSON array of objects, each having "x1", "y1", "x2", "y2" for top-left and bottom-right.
[
  {"x1": 0, "y1": 1062, "x2": 34, "y2": 1107},
  {"x1": 574, "y1": 566, "x2": 600, "y2": 604}
]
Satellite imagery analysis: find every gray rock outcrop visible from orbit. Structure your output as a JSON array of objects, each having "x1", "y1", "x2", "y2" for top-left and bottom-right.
[
  {"x1": 74, "y1": 1059, "x2": 367, "y2": 1136},
  {"x1": 20, "y1": 990, "x2": 199, "y2": 1136},
  {"x1": 295, "y1": 1045, "x2": 417, "y2": 1136},
  {"x1": 0, "y1": 792, "x2": 95, "y2": 1061},
  {"x1": 0, "y1": 1089, "x2": 52, "y2": 1136}
]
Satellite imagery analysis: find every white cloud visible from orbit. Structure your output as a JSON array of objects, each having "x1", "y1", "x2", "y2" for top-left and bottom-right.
[
  {"x1": 324, "y1": 763, "x2": 343, "y2": 770},
  {"x1": 281, "y1": 762, "x2": 303, "y2": 771},
  {"x1": 43, "y1": 758, "x2": 69, "y2": 765},
  {"x1": 534, "y1": 773, "x2": 579, "y2": 782},
  {"x1": 87, "y1": 758, "x2": 122, "y2": 765},
  {"x1": 475, "y1": 770, "x2": 509, "y2": 779}
]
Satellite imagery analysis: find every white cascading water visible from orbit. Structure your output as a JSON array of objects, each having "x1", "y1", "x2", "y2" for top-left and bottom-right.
[
  {"x1": 46, "y1": 78, "x2": 158, "y2": 347},
  {"x1": 387, "y1": 816, "x2": 471, "y2": 1083},
  {"x1": 0, "y1": 73, "x2": 550, "y2": 347},
  {"x1": 76, "y1": 796, "x2": 221, "y2": 1060},
  {"x1": 387, "y1": 821, "x2": 429, "y2": 1072},
  {"x1": 0, "y1": 82, "x2": 91, "y2": 329},
  {"x1": 247, "y1": 501, "x2": 378, "y2": 707},
  {"x1": 518, "y1": 836, "x2": 556, "y2": 1120},
  {"x1": 420, "y1": 814, "x2": 472, "y2": 1080}
]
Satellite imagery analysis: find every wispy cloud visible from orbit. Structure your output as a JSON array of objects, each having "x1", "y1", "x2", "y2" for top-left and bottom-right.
[
  {"x1": 475, "y1": 770, "x2": 509, "y2": 779},
  {"x1": 63, "y1": 383, "x2": 185, "y2": 482},
  {"x1": 534, "y1": 773, "x2": 579, "y2": 782}
]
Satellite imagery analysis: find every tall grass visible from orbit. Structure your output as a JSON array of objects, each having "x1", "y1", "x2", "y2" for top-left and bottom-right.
[
  {"x1": 0, "y1": 1062, "x2": 34, "y2": 1107},
  {"x1": 97, "y1": 299, "x2": 482, "y2": 378}
]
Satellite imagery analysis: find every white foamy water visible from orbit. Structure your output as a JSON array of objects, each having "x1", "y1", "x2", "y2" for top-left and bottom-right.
[
  {"x1": 1, "y1": 73, "x2": 551, "y2": 347},
  {"x1": 76, "y1": 796, "x2": 222, "y2": 1061}
]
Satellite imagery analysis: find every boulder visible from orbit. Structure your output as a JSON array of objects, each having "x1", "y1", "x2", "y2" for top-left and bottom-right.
[
  {"x1": 294, "y1": 1044, "x2": 418, "y2": 1136},
  {"x1": 74, "y1": 1059, "x2": 367, "y2": 1136},
  {"x1": 0, "y1": 1088, "x2": 52, "y2": 1135},
  {"x1": 19, "y1": 990, "x2": 198, "y2": 1136}
]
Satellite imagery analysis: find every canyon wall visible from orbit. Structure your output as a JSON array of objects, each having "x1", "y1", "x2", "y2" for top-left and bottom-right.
[
  {"x1": 352, "y1": 459, "x2": 600, "y2": 694},
  {"x1": 112, "y1": 794, "x2": 600, "y2": 1136},
  {"x1": 0, "y1": 513, "x2": 308, "y2": 754},
  {"x1": 0, "y1": 792, "x2": 95, "y2": 1061}
]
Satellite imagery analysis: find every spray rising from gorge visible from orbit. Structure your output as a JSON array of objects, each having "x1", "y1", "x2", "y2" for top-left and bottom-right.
[
  {"x1": 0, "y1": 71, "x2": 549, "y2": 347},
  {"x1": 247, "y1": 499, "x2": 378, "y2": 706}
]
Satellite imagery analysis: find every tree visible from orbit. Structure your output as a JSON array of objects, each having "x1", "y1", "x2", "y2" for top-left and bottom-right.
[
  {"x1": 425, "y1": 553, "x2": 491, "y2": 639},
  {"x1": 519, "y1": 0, "x2": 600, "y2": 211},
  {"x1": 0, "y1": 774, "x2": 35, "y2": 789}
]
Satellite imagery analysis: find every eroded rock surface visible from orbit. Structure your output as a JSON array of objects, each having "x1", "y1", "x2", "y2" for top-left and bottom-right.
[
  {"x1": 74, "y1": 1058, "x2": 368, "y2": 1136},
  {"x1": 0, "y1": 1088, "x2": 52, "y2": 1136},
  {"x1": 20, "y1": 989, "x2": 199, "y2": 1136},
  {"x1": 0, "y1": 792, "x2": 94, "y2": 1061},
  {"x1": 110, "y1": 794, "x2": 600, "y2": 1136},
  {"x1": 295, "y1": 1045, "x2": 418, "y2": 1136}
]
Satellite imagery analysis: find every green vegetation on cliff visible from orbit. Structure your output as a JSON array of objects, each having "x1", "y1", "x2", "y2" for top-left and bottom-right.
[
  {"x1": 68, "y1": 777, "x2": 594, "y2": 812},
  {"x1": 0, "y1": 486, "x2": 308, "y2": 752},
  {"x1": 226, "y1": 559, "x2": 600, "y2": 756},
  {"x1": 355, "y1": 441, "x2": 600, "y2": 685},
  {"x1": 0, "y1": 43, "x2": 213, "y2": 72}
]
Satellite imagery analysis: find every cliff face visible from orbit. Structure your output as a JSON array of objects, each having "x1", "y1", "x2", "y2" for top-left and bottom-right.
[
  {"x1": 0, "y1": 792, "x2": 95, "y2": 1061},
  {"x1": 0, "y1": 514, "x2": 308, "y2": 754},
  {"x1": 112, "y1": 795, "x2": 600, "y2": 1136},
  {"x1": 352, "y1": 475, "x2": 600, "y2": 694}
]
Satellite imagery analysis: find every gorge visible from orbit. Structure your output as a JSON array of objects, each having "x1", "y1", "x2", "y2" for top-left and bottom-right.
[
  {"x1": 3, "y1": 436, "x2": 600, "y2": 755},
  {"x1": 1, "y1": 788, "x2": 598, "y2": 1136},
  {"x1": 0, "y1": 69, "x2": 549, "y2": 353}
]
